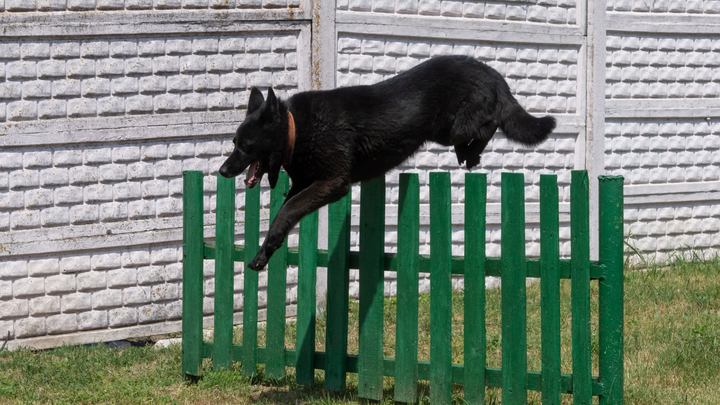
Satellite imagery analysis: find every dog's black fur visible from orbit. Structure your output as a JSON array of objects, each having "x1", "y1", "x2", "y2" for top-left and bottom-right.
[{"x1": 219, "y1": 55, "x2": 556, "y2": 270}]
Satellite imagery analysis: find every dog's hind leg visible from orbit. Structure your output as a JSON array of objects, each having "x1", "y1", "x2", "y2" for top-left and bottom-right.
[
  {"x1": 454, "y1": 137, "x2": 490, "y2": 169},
  {"x1": 248, "y1": 178, "x2": 350, "y2": 271}
]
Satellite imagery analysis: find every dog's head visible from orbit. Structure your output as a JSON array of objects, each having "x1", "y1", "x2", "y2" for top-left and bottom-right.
[{"x1": 219, "y1": 87, "x2": 285, "y2": 189}]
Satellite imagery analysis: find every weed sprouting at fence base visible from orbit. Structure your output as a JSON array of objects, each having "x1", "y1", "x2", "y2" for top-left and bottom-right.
[{"x1": 181, "y1": 170, "x2": 624, "y2": 405}]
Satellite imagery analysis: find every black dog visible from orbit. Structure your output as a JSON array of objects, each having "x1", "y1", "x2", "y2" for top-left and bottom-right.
[{"x1": 219, "y1": 55, "x2": 555, "y2": 270}]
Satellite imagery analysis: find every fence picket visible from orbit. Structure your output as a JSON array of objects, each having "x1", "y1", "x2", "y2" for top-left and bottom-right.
[
  {"x1": 571, "y1": 170, "x2": 592, "y2": 405},
  {"x1": 214, "y1": 174, "x2": 236, "y2": 371},
  {"x1": 540, "y1": 174, "x2": 561, "y2": 405},
  {"x1": 358, "y1": 177, "x2": 386, "y2": 401},
  {"x1": 430, "y1": 172, "x2": 453, "y2": 405},
  {"x1": 266, "y1": 173, "x2": 290, "y2": 380},
  {"x1": 598, "y1": 176, "x2": 625, "y2": 405},
  {"x1": 464, "y1": 173, "x2": 487, "y2": 404},
  {"x1": 324, "y1": 192, "x2": 352, "y2": 392},
  {"x1": 242, "y1": 184, "x2": 260, "y2": 377},
  {"x1": 501, "y1": 172, "x2": 528, "y2": 405},
  {"x1": 296, "y1": 210, "x2": 319, "y2": 386},
  {"x1": 182, "y1": 171, "x2": 204, "y2": 378},
  {"x1": 395, "y1": 173, "x2": 420, "y2": 403}
]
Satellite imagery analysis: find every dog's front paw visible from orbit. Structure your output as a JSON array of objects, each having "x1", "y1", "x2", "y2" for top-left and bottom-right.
[{"x1": 248, "y1": 254, "x2": 267, "y2": 271}]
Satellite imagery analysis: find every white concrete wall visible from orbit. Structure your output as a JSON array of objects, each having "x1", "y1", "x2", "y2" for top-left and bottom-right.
[
  {"x1": 604, "y1": 2, "x2": 720, "y2": 264},
  {"x1": 0, "y1": 3, "x2": 313, "y2": 349}
]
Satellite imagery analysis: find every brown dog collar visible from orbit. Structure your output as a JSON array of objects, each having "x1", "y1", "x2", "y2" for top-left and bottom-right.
[{"x1": 283, "y1": 110, "x2": 295, "y2": 168}]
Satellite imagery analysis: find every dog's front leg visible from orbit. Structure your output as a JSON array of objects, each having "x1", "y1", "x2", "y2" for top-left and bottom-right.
[{"x1": 248, "y1": 179, "x2": 350, "y2": 271}]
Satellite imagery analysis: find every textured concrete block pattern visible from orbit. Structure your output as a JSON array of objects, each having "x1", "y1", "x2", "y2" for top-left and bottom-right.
[
  {"x1": 624, "y1": 201, "x2": 720, "y2": 266},
  {"x1": 0, "y1": 139, "x2": 234, "y2": 230},
  {"x1": 0, "y1": 34, "x2": 299, "y2": 122},
  {"x1": 0, "y1": 0, "x2": 301, "y2": 12},
  {"x1": 606, "y1": 0, "x2": 720, "y2": 14},
  {"x1": 337, "y1": 35, "x2": 579, "y2": 114},
  {"x1": 605, "y1": 34, "x2": 720, "y2": 99},
  {"x1": 0, "y1": 246, "x2": 296, "y2": 340},
  {"x1": 605, "y1": 118, "x2": 720, "y2": 185},
  {"x1": 337, "y1": 0, "x2": 578, "y2": 25}
]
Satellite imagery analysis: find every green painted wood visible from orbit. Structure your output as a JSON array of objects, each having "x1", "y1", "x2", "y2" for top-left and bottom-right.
[
  {"x1": 540, "y1": 174, "x2": 561, "y2": 405},
  {"x1": 394, "y1": 173, "x2": 420, "y2": 403},
  {"x1": 182, "y1": 171, "x2": 204, "y2": 378},
  {"x1": 211, "y1": 341, "x2": 605, "y2": 395},
  {"x1": 214, "y1": 174, "x2": 236, "y2": 371},
  {"x1": 245, "y1": 245, "x2": 603, "y2": 279},
  {"x1": 430, "y1": 172, "x2": 452, "y2": 405},
  {"x1": 501, "y1": 172, "x2": 527, "y2": 405},
  {"x1": 242, "y1": 185, "x2": 261, "y2": 377},
  {"x1": 265, "y1": 172, "x2": 290, "y2": 380},
  {"x1": 296, "y1": 210, "x2": 319, "y2": 386},
  {"x1": 464, "y1": 173, "x2": 487, "y2": 404},
  {"x1": 324, "y1": 192, "x2": 352, "y2": 392},
  {"x1": 186, "y1": 170, "x2": 616, "y2": 402},
  {"x1": 358, "y1": 177, "x2": 385, "y2": 401},
  {"x1": 571, "y1": 170, "x2": 592, "y2": 405},
  {"x1": 598, "y1": 175, "x2": 625, "y2": 405}
]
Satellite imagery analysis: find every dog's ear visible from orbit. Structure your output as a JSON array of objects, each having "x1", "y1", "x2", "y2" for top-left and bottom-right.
[
  {"x1": 264, "y1": 87, "x2": 279, "y2": 116},
  {"x1": 247, "y1": 87, "x2": 264, "y2": 114}
]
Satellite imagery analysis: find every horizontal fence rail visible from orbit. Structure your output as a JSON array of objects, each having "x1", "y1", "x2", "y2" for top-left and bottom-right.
[{"x1": 182, "y1": 170, "x2": 624, "y2": 405}]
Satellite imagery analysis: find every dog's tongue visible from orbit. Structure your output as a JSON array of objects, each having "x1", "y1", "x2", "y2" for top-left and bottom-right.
[{"x1": 244, "y1": 161, "x2": 259, "y2": 187}]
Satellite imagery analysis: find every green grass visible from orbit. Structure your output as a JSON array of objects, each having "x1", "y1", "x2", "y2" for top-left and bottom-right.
[{"x1": 1, "y1": 255, "x2": 720, "y2": 404}]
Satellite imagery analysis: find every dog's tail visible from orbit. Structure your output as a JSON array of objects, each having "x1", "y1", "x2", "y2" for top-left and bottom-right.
[{"x1": 498, "y1": 103, "x2": 556, "y2": 146}]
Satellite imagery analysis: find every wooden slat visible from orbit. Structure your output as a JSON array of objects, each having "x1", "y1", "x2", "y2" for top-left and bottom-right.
[
  {"x1": 394, "y1": 173, "x2": 420, "y2": 403},
  {"x1": 296, "y1": 210, "x2": 319, "y2": 386},
  {"x1": 598, "y1": 175, "x2": 625, "y2": 405},
  {"x1": 242, "y1": 185, "x2": 260, "y2": 377},
  {"x1": 540, "y1": 174, "x2": 561, "y2": 405},
  {"x1": 501, "y1": 172, "x2": 528, "y2": 405},
  {"x1": 324, "y1": 192, "x2": 352, "y2": 392},
  {"x1": 265, "y1": 173, "x2": 290, "y2": 380},
  {"x1": 571, "y1": 170, "x2": 592, "y2": 405},
  {"x1": 464, "y1": 173, "x2": 487, "y2": 404},
  {"x1": 274, "y1": 247, "x2": 604, "y2": 279},
  {"x1": 213, "y1": 174, "x2": 235, "y2": 371},
  {"x1": 430, "y1": 172, "x2": 452, "y2": 405},
  {"x1": 358, "y1": 177, "x2": 385, "y2": 401},
  {"x1": 182, "y1": 171, "x2": 204, "y2": 378}
]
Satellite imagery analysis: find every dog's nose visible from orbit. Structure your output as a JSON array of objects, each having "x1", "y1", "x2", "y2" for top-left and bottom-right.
[{"x1": 218, "y1": 163, "x2": 230, "y2": 178}]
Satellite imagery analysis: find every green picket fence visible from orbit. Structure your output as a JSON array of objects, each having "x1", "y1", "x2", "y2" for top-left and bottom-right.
[{"x1": 181, "y1": 170, "x2": 624, "y2": 405}]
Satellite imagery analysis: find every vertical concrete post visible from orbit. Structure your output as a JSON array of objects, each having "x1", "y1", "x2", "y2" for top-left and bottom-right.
[
  {"x1": 582, "y1": 0, "x2": 607, "y2": 260},
  {"x1": 311, "y1": 0, "x2": 337, "y2": 315}
]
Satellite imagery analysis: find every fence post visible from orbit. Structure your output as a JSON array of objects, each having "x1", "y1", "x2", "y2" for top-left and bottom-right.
[
  {"x1": 266, "y1": 173, "x2": 290, "y2": 380},
  {"x1": 598, "y1": 175, "x2": 624, "y2": 405},
  {"x1": 430, "y1": 172, "x2": 452, "y2": 405},
  {"x1": 395, "y1": 173, "x2": 420, "y2": 403},
  {"x1": 540, "y1": 174, "x2": 561, "y2": 405},
  {"x1": 325, "y1": 192, "x2": 352, "y2": 391},
  {"x1": 571, "y1": 170, "x2": 592, "y2": 405},
  {"x1": 296, "y1": 210, "x2": 319, "y2": 386},
  {"x1": 214, "y1": 174, "x2": 236, "y2": 371},
  {"x1": 464, "y1": 173, "x2": 486, "y2": 404},
  {"x1": 501, "y1": 172, "x2": 527, "y2": 405},
  {"x1": 358, "y1": 177, "x2": 385, "y2": 401},
  {"x1": 242, "y1": 185, "x2": 261, "y2": 377},
  {"x1": 182, "y1": 171, "x2": 204, "y2": 378}
]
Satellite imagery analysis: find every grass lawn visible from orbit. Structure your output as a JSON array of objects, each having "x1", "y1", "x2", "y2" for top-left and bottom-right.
[{"x1": 1, "y1": 255, "x2": 719, "y2": 404}]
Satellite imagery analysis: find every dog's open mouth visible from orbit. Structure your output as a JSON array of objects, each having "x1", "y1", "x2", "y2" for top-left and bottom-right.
[{"x1": 244, "y1": 161, "x2": 261, "y2": 188}]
